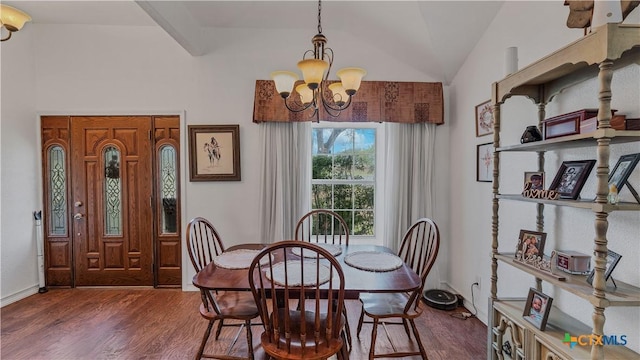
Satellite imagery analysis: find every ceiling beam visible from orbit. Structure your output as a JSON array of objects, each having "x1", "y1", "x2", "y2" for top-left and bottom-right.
[{"x1": 135, "y1": 1, "x2": 206, "y2": 56}]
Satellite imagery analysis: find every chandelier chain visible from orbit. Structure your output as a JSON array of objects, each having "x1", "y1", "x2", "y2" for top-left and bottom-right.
[{"x1": 317, "y1": 0, "x2": 323, "y2": 34}]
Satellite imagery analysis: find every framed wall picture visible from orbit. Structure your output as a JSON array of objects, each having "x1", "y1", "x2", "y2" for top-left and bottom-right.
[
  {"x1": 524, "y1": 171, "x2": 544, "y2": 191},
  {"x1": 608, "y1": 153, "x2": 640, "y2": 197},
  {"x1": 475, "y1": 100, "x2": 494, "y2": 137},
  {"x1": 523, "y1": 288, "x2": 553, "y2": 331},
  {"x1": 549, "y1": 160, "x2": 596, "y2": 199},
  {"x1": 477, "y1": 142, "x2": 494, "y2": 182},
  {"x1": 516, "y1": 230, "x2": 547, "y2": 259},
  {"x1": 188, "y1": 125, "x2": 241, "y2": 181},
  {"x1": 586, "y1": 249, "x2": 622, "y2": 285}
]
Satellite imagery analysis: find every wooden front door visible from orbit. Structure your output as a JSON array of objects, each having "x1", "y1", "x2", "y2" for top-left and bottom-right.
[
  {"x1": 42, "y1": 115, "x2": 181, "y2": 287},
  {"x1": 70, "y1": 116, "x2": 154, "y2": 286}
]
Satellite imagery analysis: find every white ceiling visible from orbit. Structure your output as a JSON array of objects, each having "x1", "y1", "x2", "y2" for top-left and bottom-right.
[{"x1": 5, "y1": 1, "x2": 505, "y2": 83}]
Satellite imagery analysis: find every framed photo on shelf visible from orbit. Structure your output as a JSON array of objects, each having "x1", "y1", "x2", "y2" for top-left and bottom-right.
[
  {"x1": 516, "y1": 230, "x2": 547, "y2": 259},
  {"x1": 475, "y1": 100, "x2": 494, "y2": 137},
  {"x1": 524, "y1": 171, "x2": 544, "y2": 191},
  {"x1": 549, "y1": 160, "x2": 596, "y2": 199},
  {"x1": 608, "y1": 153, "x2": 640, "y2": 193},
  {"x1": 586, "y1": 249, "x2": 622, "y2": 285},
  {"x1": 476, "y1": 142, "x2": 494, "y2": 182},
  {"x1": 523, "y1": 288, "x2": 553, "y2": 331},
  {"x1": 188, "y1": 125, "x2": 241, "y2": 182}
]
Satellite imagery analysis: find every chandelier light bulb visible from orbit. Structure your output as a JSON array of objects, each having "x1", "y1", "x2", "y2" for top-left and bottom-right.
[
  {"x1": 337, "y1": 67, "x2": 367, "y2": 95},
  {"x1": 297, "y1": 59, "x2": 329, "y2": 90},
  {"x1": 296, "y1": 84, "x2": 314, "y2": 105},
  {"x1": 271, "y1": 71, "x2": 299, "y2": 99}
]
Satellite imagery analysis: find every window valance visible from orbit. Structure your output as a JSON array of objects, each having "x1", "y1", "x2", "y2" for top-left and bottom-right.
[{"x1": 253, "y1": 80, "x2": 444, "y2": 124}]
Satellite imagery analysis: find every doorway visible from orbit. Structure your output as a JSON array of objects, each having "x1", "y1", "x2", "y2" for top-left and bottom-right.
[{"x1": 40, "y1": 115, "x2": 181, "y2": 287}]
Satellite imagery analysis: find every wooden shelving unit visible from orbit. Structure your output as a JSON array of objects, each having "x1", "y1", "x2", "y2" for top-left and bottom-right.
[{"x1": 488, "y1": 23, "x2": 640, "y2": 360}]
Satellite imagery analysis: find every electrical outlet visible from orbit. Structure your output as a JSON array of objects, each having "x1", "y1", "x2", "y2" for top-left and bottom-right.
[{"x1": 474, "y1": 275, "x2": 481, "y2": 291}]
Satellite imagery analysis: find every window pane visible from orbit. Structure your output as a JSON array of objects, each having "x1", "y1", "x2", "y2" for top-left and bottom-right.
[
  {"x1": 353, "y1": 129, "x2": 375, "y2": 151},
  {"x1": 312, "y1": 155, "x2": 333, "y2": 179},
  {"x1": 354, "y1": 185, "x2": 374, "y2": 209},
  {"x1": 353, "y1": 154, "x2": 375, "y2": 180},
  {"x1": 333, "y1": 154, "x2": 353, "y2": 179},
  {"x1": 160, "y1": 145, "x2": 178, "y2": 234},
  {"x1": 334, "y1": 185, "x2": 352, "y2": 209},
  {"x1": 104, "y1": 146, "x2": 122, "y2": 236},
  {"x1": 336, "y1": 210, "x2": 353, "y2": 234},
  {"x1": 48, "y1": 145, "x2": 67, "y2": 236},
  {"x1": 354, "y1": 210, "x2": 374, "y2": 236},
  {"x1": 312, "y1": 184, "x2": 332, "y2": 209}
]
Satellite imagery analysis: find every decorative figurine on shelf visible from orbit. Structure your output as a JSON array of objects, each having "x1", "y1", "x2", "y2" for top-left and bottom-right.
[{"x1": 521, "y1": 125, "x2": 543, "y2": 143}]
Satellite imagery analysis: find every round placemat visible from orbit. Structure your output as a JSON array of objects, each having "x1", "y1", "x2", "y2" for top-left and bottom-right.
[
  {"x1": 213, "y1": 249, "x2": 270, "y2": 270},
  {"x1": 265, "y1": 260, "x2": 331, "y2": 286},
  {"x1": 344, "y1": 251, "x2": 403, "y2": 272},
  {"x1": 291, "y1": 243, "x2": 342, "y2": 258}
]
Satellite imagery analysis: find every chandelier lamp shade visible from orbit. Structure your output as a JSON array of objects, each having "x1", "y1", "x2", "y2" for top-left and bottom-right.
[
  {"x1": 271, "y1": 0, "x2": 366, "y2": 119},
  {"x1": 0, "y1": 4, "x2": 32, "y2": 42}
]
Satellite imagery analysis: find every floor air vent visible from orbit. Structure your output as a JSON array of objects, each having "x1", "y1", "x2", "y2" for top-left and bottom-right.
[{"x1": 422, "y1": 289, "x2": 458, "y2": 311}]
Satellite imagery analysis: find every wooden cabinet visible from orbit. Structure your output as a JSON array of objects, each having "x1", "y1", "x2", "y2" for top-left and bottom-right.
[{"x1": 488, "y1": 23, "x2": 640, "y2": 360}]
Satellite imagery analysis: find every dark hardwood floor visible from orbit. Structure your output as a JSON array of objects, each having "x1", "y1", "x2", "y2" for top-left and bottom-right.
[{"x1": 1, "y1": 288, "x2": 486, "y2": 359}]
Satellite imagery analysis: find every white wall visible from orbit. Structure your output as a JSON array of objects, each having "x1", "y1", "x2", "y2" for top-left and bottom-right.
[
  {"x1": 0, "y1": 28, "x2": 40, "y2": 304},
  {"x1": 449, "y1": 0, "x2": 640, "y2": 353},
  {"x1": 0, "y1": 21, "x2": 449, "y2": 301}
]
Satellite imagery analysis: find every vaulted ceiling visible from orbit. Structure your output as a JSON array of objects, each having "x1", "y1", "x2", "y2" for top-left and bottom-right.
[{"x1": 5, "y1": 1, "x2": 504, "y2": 84}]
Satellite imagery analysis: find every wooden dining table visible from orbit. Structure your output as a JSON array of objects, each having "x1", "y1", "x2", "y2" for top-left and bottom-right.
[{"x1": 192, "y1": 243, "x2": 421, "y2": 297}]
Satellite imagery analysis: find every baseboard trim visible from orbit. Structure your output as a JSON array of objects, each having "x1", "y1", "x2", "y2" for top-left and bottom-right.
[{"x1": 1, "y1": 285, "x2": 39, "y2": 308}]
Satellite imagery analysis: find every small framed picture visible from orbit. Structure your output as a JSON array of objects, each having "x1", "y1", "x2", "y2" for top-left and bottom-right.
[
  {"x1": 475, "y1": 100, "x2": 494, "y2": 137},
  {"x1": 523, "y1": 288, "x2": 553, "y2": 330},
  {"x1": 477, "y1": 142, "x2": 494, "y2": 182},
  {"x1": 609, "y1": 153, "x2": 640, "y2": 193},
  {"x1": 549, "y1": 160, "x2": 596, "y2": 199},
  {"x1": 586, "y1": 249, "x2": 622, "y2": 285},
  {"x1": 516, "y1": 230, "x2": 547, "y2": 259},
  {"x1": 188, "y1": 125, "x2": 241, "y2": 181},
  {"x1": 524, "y1": 171, "x2": 545, "y2": 191}
]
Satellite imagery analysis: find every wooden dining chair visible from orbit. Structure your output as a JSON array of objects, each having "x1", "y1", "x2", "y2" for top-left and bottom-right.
[
  {"x1": 294, "y1": 209, "x2": 349, "y2": 245},
  {"x1": 248, "y1": 240, "x2": 348, "y2": 360},
  {"x1": 294, "y1": 209, "x2": 352, "y2": 350},
  {"x1": 187, "y1": 217, "x2": 259, "y2": 360},
  {"x1": 356, "y1": 218, "x2": 440, "y2": 360}
]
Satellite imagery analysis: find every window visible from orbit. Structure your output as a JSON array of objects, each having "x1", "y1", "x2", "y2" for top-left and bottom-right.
[{"x1": 311, "y1": 123, "x2": 384, "y2": 244}]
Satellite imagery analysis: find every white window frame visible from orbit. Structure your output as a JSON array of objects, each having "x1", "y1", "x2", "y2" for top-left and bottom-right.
[{"x1": 310, "y1": 121, "x2": 385, "y2": 245}]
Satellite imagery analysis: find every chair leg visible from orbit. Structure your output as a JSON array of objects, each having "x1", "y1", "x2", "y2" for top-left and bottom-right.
[
  {"x1": 196, "y1": 320, "x2": 215, "y2": 360},
  {"x1": 402, "y1": 318, "x2": 411, "y2": 337},
  {"x1": 342, "y1": 307, "x2": 352, "y2": 351},
  {"x1": 215, "y1": 319, "x2": 224, "y2": 340},
  {"x1": 245, "y1": 319, "x2": 254, "y2": 360},
  {"x1": 409, "y1": 318, "x2": 428, "y2": 360},
  {"x1": 369, "y1": 318, "x2": 379, "y2": 360},
  {"x1": 356, "y1": 306, "x2": 365, "y2": 338}
]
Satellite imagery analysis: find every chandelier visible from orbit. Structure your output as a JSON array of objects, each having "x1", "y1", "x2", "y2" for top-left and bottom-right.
[
  {"x1": 271, "y1": 0, "x2": 366, "y2": 119},
  {"x1": 0, "y1": 4, "x2": 32, "y2": 42}
]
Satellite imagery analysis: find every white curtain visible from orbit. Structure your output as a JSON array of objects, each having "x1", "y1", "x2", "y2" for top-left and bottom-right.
[
  {"x1": 258, "y1": 122, "x2": 311, "y2": 243},
  {"x1": 383, "y1": 122, "x2": 436, "y2": 252}
]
